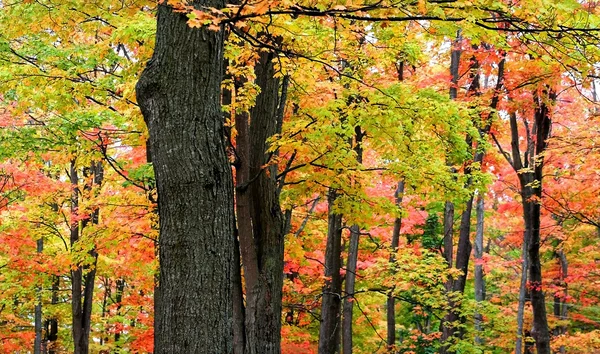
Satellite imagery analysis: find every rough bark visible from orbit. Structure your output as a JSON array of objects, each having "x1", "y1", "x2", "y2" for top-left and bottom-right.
[
  {"x1": 241, "y1": 48, "x2": 286, "y2": 354},
  {"x1": 387, "y1": 180, "x2": 405, "y2": 350},
  {"x1": 135, "y1": 2, "x2": 234, "y2": 352},
  {"x1": 319, "y1": 189, "x2": 343, "y2": 354}
]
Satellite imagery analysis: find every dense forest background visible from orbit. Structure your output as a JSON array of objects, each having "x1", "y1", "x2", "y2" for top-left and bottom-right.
[{"x1": 1, "y1": 0, "x2": 600, "y2": 353}]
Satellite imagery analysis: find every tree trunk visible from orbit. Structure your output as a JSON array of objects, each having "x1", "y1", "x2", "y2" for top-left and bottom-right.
[
  {"x1": 387, "y1": 180, "x2": 405, "y2": 350},
  {"x1": 34, "y1": 237, "x2": 43, "y2": 354},
  {"x1": 521, "y1": 183, "x2": 550, "y2": 354},
  {"x1": 474, "y1": 195, "x2": 485, "y2": 345},
  {"x1": 515, "y1": 220, "x2": 529, "y2": 354},
  {"x1": 319, "y1": 188, "x2": 343, "y2": 354},
  {"x1": 114, "y1": 278, "x2": 125, "y2": 345},
  {"x1": 135, "y1": 2, "x2": 234, "y2": 352},
  {"x1": 46, "y1": 276, "x2": 59, "y2": 354},
  {"x1": 342, "y1": 126, "x2": 364, "y2": 354},
  {"x1": 342, "y1": 225, "x2": 360, "y2": 354},
  {"x1": 242, "y1": 48, "x2": 286, "y2": 354},
  {"x1": 503, "y1": 89, "x2": 554, "y2": 354},
  {"x1": 440, "y1": 32, "x2": 462, "y2": 354},
  {"x1": 553, "y1": 250, "x2": 567, "y2": 354}
]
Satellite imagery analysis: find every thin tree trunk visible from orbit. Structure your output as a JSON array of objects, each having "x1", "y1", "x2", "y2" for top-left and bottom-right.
[
  {"x1": 515, "y1": 224, "x2": 529, "y2": 354},
  {"x1": 70, "y1": 159, "x2": 87, "y2": 354},
  {"x1": 387, "y1": 181, "x2": 405, "y2": 350},
  {"x1": 553, "y1": 250, "x2": 567, "y2": 354},
  {"x1": 474, "y1": 195, "x2": 485, "y2": 345},
  {"x1": 319, "y1": 188, "x2": 343, "y2": 354},
  {"x1": 114, "y1": 279, "x2": 125, "y2": 345},
  {"x1": 342, "y1": 225, "x2": 360, "y2": 354},
  {"x1": 34, "y1": 237, "x2": 43, "y2": 354},
  {"x1": 135, "y1": 1, "x2": 234, "y2": 352},
  {"x1": 440, "y1": 32, "x2": 462, "y2": 353},
  {"x1": 501, "y1": 90, "x2": 554, "y2": 354},
  {"x1": 46, "y1": 276, "x2": 59, "y2": 354},
  {"x1": 342, "y1": 127, "x2": 364, "y2": 354},
  {"x1": 100, "y1": 278, "x2": 110, "y2": 346},
  {"x1": 70, "y1": 161, "x2": 102, "y2": 354}
]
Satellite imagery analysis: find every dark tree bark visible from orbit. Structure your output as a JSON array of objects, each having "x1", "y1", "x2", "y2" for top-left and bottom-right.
[
  {"x1": 319, "y1": 189, "x2": 343, "y2": 354},
  {"x1": 46, "y1": 276, "x2": 59, "y2": 354},
  {"x1": 387, "y1": 180, "x2": 405, "y2": 350},
  {"x1": 223, "y1": 63, "x2": 246, "y2": 354},
  {"x1": 114, "y1": 278, "x2": 125, "y2": 345},
  {"x1": 553, "y1": 249, "x2": 567, "y2": 354},
  {"x1": 474, "y1": 195, "x2": 485, "y2": 345},
  {"x1": 441, "y1": 54, "x2": 504, "y2": 353},
  {"x1": 135, "y1": 2, "x2": 234, "y2": 352},
  {"x1": 439, "y1": 32, "x2": 462, "y2": 354},
  {"x1": 342, "y1": 224, "x2": 359, "y2": 354},
  {"x1": 236, "y1": 48, "x2": 286, "y2": 354},
  {"x1": 495, "y1": 90, "x2": 555, "y2": 354},
  {"x1": 34, "y1": 237, "x2": 43, "y2": 354},
  {"x1": 342, "y1": 127, "x2": 364, "y2": 354},
  {"x1": 516, "y1": 216, "x2": 529, "y2": 354},
  {"x1": 69, "y1": 161, "x2": 102, "y2": 354}
]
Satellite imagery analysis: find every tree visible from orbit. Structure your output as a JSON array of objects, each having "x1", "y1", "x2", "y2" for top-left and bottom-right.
[{"x1": 136, "y1": 1, "x2": 234, "y2": 352}]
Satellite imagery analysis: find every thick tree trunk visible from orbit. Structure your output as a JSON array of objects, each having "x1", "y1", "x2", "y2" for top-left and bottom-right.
[
  {"x1": 135, "y1": 2, "x2": 234, "y2": 352},
  {"x1": 387, "y1": 180, "x2": 405, "y2": 350},
  {"x1": 474, "y1": 195, "x2": 485, "y2": 345},
  {"x1": 319, "y1": 189, "x2": 343, "y2": 354}
]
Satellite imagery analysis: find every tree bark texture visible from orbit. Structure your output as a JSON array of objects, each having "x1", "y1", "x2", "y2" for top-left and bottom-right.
[
  {"x1": 236, "y1": 48, "x2": 286, "y2": 354},
  {"x1": 319, "y1": 189, "x2": 343, "y2": 354},
  {"x1": 136, "y1": 2, "x2": 235, "y2": 352}
]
